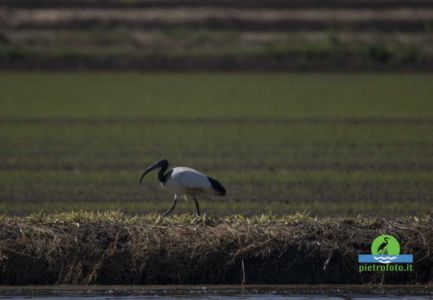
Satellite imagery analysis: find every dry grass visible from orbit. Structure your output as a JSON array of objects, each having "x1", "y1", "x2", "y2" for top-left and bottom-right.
[{"x1": 0, "y1": 211, "x2": 432, "y2": 284}]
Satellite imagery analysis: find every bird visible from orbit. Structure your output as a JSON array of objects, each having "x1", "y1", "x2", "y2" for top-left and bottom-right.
[
  {"x1": 376, "y1": 237, "x2": 390, "y2": 254},
  {"x1": 139, "y1": 159, "x2": 226, "y2": 217}
]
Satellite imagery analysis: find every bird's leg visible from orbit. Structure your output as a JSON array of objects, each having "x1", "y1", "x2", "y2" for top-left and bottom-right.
[
  {"x1": 163, "y1": 194, "x2": 178, "y2": 217},
  {"x1": 193, "y1": 197, "x2": 200, "y2": 216}
]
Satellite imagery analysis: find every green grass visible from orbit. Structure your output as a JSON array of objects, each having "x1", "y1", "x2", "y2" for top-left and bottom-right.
[
  {"x1": 2, "y1": 72, "x2": 433, "y2": 118},
  {"x1": 1, "y1": 72, "x2": 433, "y2": 216}
]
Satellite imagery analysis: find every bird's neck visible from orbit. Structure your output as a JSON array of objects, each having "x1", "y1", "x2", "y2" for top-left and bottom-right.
[{"x1": 158, "y1": 166, "x2": 168, "y2": 183}]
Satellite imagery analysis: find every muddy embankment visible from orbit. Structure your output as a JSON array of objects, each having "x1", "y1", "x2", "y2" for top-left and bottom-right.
[{"x1": 0, "y1": 213, "x2": 432, "y2": 285}]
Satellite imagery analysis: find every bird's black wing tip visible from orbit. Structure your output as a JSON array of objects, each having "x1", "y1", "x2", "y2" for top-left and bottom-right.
[{"x1": 207, "y1": 176, "x2": 226, "y2": 196}]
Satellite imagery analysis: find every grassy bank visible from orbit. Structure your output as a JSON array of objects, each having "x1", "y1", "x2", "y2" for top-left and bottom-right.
[{"x1": 0, "y1": 212, "x2": 431, "y2": 284}]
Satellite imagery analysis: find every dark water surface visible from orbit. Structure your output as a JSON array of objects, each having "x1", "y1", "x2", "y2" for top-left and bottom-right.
[
  {"x1": 0, "y1": 296, "x2": 431, "y2": 300},
  {"x1": 0, "y1": 286, "x2": 432, "y2": 300}
]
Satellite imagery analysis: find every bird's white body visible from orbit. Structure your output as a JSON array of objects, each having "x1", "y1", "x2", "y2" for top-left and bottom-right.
[
  {"x1": 140, "y1": 159, "x2": 225, "y2": 216},
  {"x1": 162, "y1": 167, "x2": 212, "y2": 197}
]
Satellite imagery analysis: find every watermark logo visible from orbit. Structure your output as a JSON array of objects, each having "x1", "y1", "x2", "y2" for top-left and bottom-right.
[{"x1": 358, "y1": 234, "x2": 413, "y2": 272}]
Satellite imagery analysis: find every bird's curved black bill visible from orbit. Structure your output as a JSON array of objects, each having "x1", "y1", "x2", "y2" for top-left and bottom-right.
[
  {"x1": 139, "y1": 159, "x2": 168, "y2": 183},
  {"x1": 139, "y1": 165, "x2": 159, "y2": 183}
]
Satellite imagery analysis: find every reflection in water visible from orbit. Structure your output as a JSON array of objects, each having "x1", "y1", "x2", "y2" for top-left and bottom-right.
[{"x1": 1, "y1": 296, "x2": 431, "y2": 300}]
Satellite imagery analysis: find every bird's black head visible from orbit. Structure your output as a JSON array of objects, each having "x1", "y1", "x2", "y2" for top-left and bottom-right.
[{"x1": 139, "y1": 159, "x2": 169, "y2": 183}]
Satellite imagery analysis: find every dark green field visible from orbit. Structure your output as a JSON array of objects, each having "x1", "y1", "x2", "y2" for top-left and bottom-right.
[{"x1": 1, "y1": 72, "x2": 433, "y2": 216}]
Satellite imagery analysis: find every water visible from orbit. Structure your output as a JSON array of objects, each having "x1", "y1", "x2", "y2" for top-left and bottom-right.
[
  {"x1": 0, "y1": 286, "x2": 431, "y2": 300},
  {"x1": 0, "y1": 296, "x2": 431, "y2": 300}
]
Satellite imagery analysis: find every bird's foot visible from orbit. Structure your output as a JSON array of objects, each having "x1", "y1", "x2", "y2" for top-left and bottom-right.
[
  {"x1": 191, "y1": 213, "x2": 206, "y2": 224},
  {"x1": 191, "y1": 214, "x2": 200, "y2": 224}
]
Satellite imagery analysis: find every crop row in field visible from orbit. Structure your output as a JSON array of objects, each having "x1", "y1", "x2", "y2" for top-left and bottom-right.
[
  {"x1": 5, "y1": 8, "x2": 433, "y2": 31},
  {"x1": 5, "y1": 0, "x2": 433, "y2": 9}
]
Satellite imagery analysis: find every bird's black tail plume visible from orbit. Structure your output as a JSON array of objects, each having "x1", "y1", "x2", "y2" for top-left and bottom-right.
[{"x1": 208, "y1": 177, "x2": 226, "y2": 196}]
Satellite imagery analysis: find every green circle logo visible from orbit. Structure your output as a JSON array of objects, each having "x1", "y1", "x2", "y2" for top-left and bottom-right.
[{"x1": 371, "y1": 234, "x2": 400, "y2": 255}]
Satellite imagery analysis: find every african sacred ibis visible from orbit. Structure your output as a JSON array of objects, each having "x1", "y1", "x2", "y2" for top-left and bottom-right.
[{"x1": 139, "y1": 159, "x2": 226, "y2": 217}]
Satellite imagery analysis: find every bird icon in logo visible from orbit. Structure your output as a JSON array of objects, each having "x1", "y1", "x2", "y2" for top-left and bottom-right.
[{"x1": 376, "y1": 236, "x2": 390, "y2": 255}]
